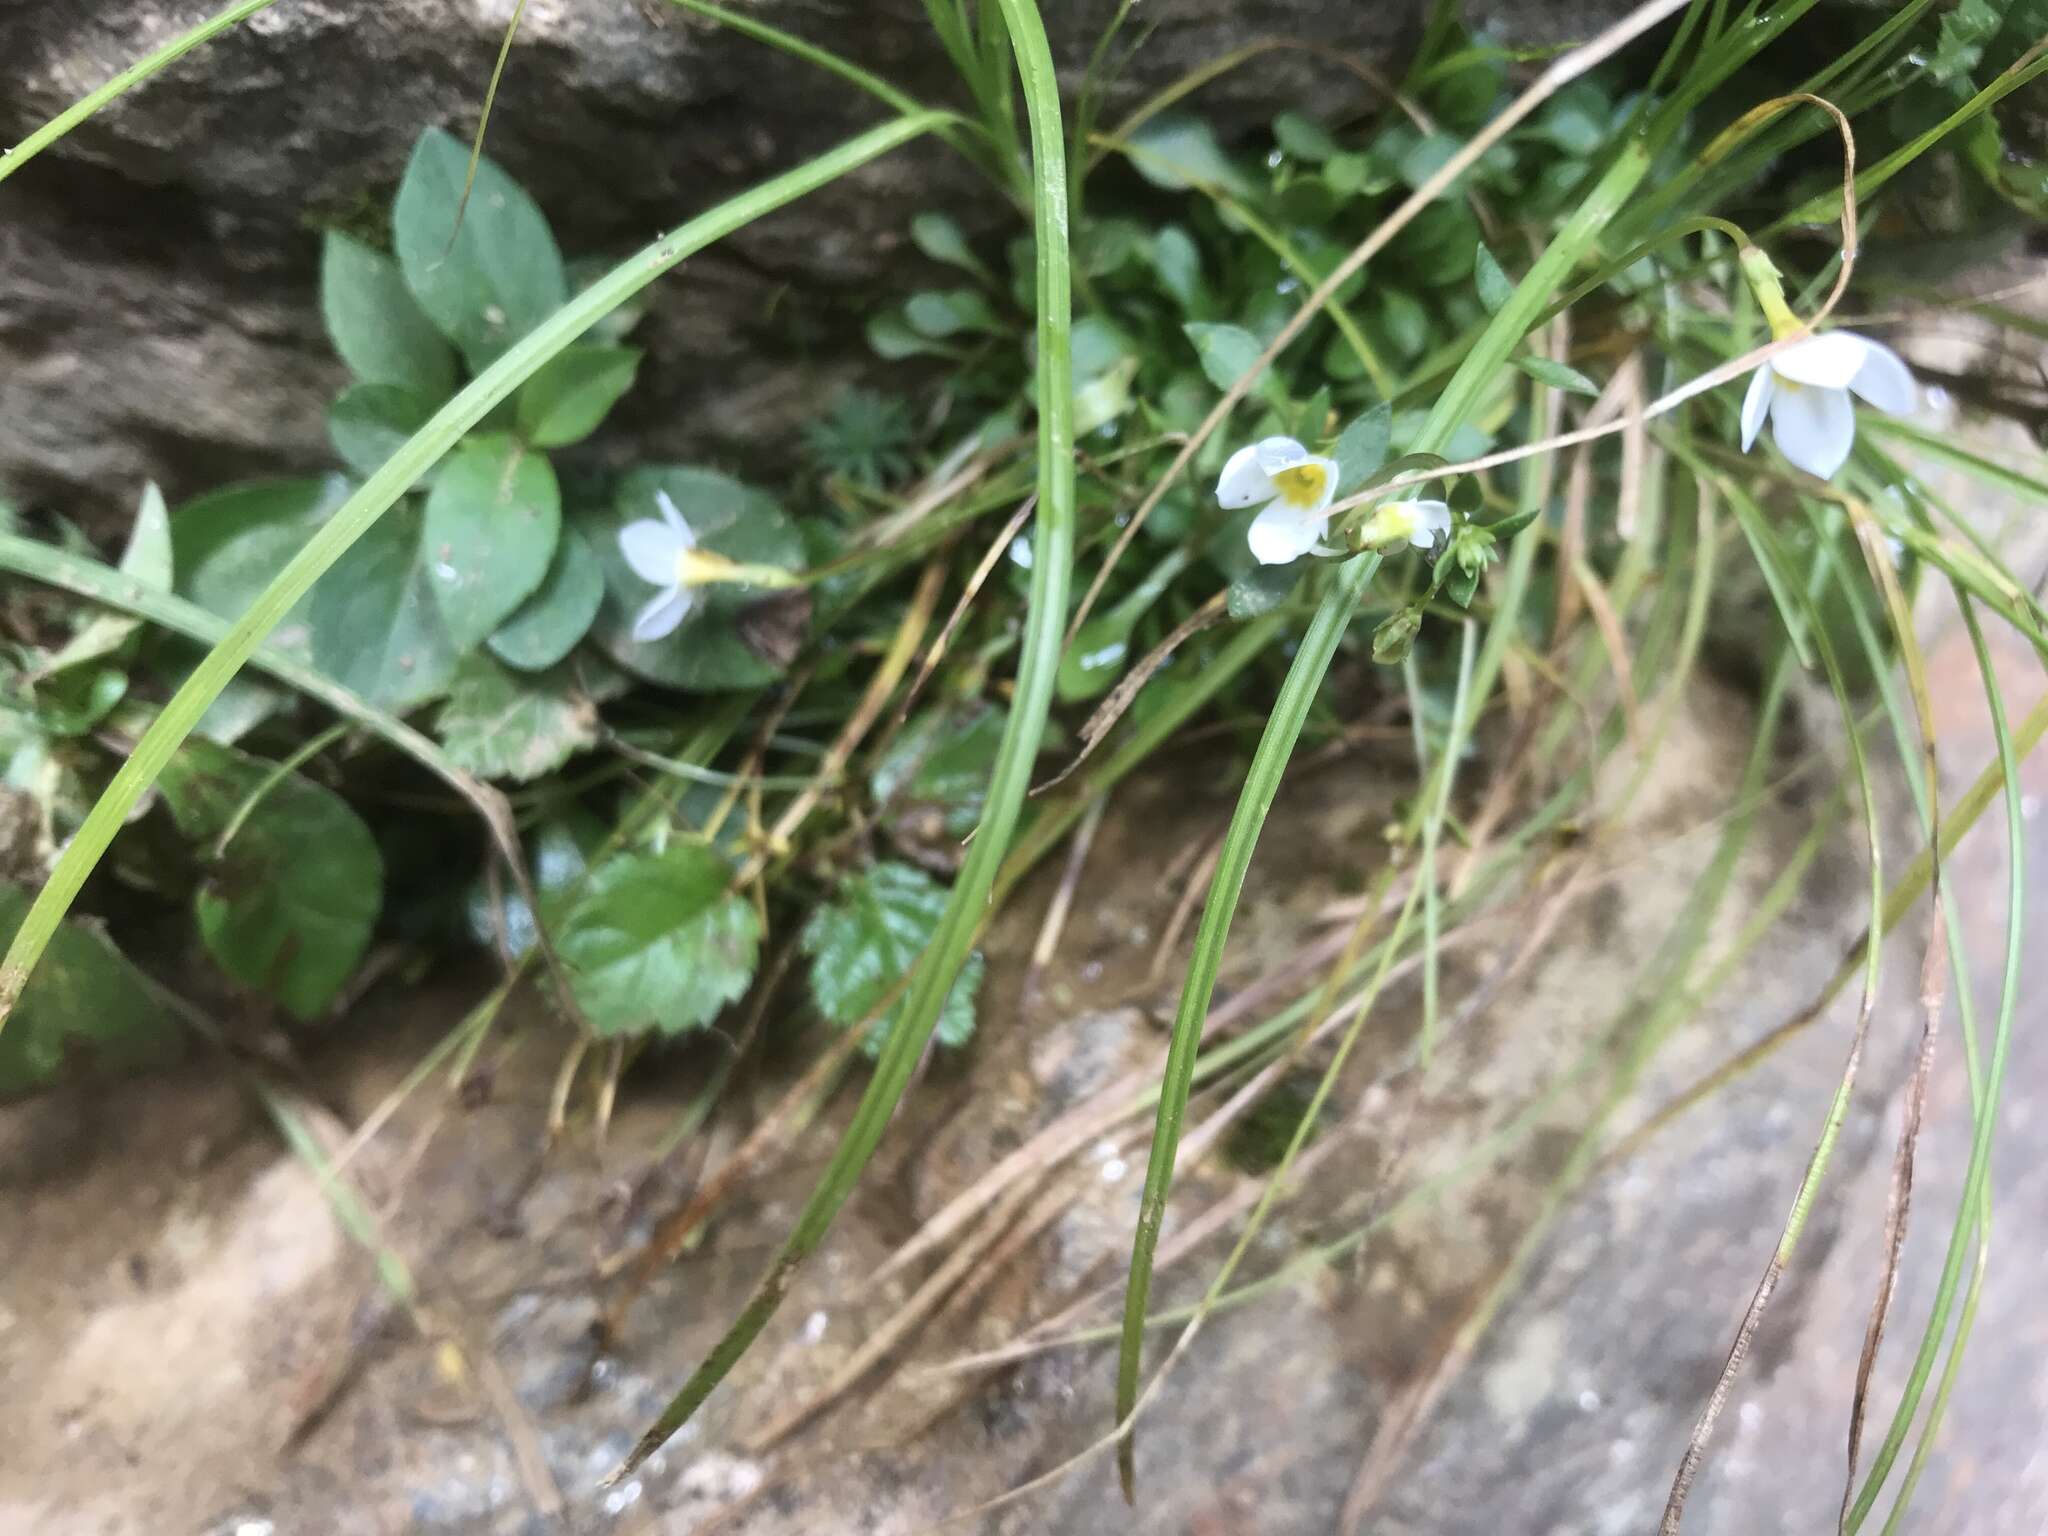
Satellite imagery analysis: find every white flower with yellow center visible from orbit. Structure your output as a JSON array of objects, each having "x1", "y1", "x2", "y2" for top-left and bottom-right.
[
  {"x1": 1739, "y1": 330, "x2": 1916, "y2": 481},
  {"x1": 1217, "y1": 436, "x2": 1343, "y2": 565},
  {"x1": 619, "y1": 490, "x2": 707, "y2": 641}
]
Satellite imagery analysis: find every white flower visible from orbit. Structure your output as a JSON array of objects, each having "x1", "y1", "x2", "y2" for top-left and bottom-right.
[
  {"x1": 1739, "y1": 331, "x2": 1915, "y2": 481},
  {"x1": 1365, "y1": 499, "x2": 1452, "y2": 551},
  {"x1": 1218, "y1": 435, "x2": 1343, "y2": 565},
  {"x1": 618, "y1": 490, "x2": 701, "y2": 642}
]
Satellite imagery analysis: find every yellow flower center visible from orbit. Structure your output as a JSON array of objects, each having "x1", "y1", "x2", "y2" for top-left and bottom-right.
[
  {"x1": 675, "y1": 547, "x2": 731, "y2": 586},
  {"x1": 1270, "y1": 462, "x2": 1328, "y2": 509}
]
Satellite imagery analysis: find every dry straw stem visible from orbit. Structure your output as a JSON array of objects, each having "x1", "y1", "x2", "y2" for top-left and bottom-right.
[{"x1": 1066, "y1": 0, "x2": 1698, "y2": 640}]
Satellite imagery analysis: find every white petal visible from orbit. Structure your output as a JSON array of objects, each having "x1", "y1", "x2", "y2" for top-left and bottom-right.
[
  {"x1": 1253, "y1": 436, "x2": 1312, "y2": 475},
  {"x1": 1739, "y1": 365, "x2": 1774, "y2": 452},
  {"x1": 1847, "y1": 340, "x2": 1916, "y2": 415},
  {"x1": 632, "y1": 585, "x2": 694, "y2": 641},
  {"x1": 620, "y1": 519, "x2": 685, "y2": 585},
  {"x1": 1217, "y1": 443, "x2": 1278, "y2": 509},
  {"x1": 1770, "y1": 383, "x2": 1856, "y2": 480},
  {"x1": 1247, "y1": 504, "x2": 1327, "y2": 565},
  {"x1": 1404, "y1": 500, "x2": 1452, "y2": 548},
  {"x1": 1769, "y1": 331, "x2": 1871, "y2": 390},
  {"x1": 655, "y1": 489, "x2": 695, "y2": 547}
]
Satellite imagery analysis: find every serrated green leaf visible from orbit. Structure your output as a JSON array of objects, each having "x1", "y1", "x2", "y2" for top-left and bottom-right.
[
  {"x1": 1333, "y1": 404, "x2": 1393, "y2": 495},
  {"x1": 556, "y1": 841, "x2": 761, "y2": 1036},
  {"x1": 307, "y1": 502, "x2": 459, "y2": 710},
  {"x1": 42, "y1": 483, "x2": 171, "y2": 674},
  {"x1": 870, "y1": 703, "x2": 1007, "y2": 840},
  {"x1": 514, "y1": 344, "x2": 642, "y2": 448},
  {"x1": 435, "y1": 654, "x2": 596, "y2": 783},
  {"x1": 0, "y1": 883, "x2": 181, "y2": 1100},
  {"x1": 392, "y1": 126, "x2": 567, "y2": 370},
  {"x1": 320, "y1": 231, "x2": 457, "y2": 398},
  {"x1": 487, "y1": 525, "x2": 603, "y2": 671},
  {"x1": 1513, "y1": 354, "x2": 1600, "y2": 396},
  {"x1": 157, "y1": 738, "x2": 382, "y2": 1021},
  {"x1": 1184, "y1": 322, "x2": 1267, "y2": 393},
  {"x1": 422, "y1": 433, "x2": 561, "y2": 650},
  {"x1": 1473, "y1": 242, "x2": 1512, "y2": 315},
  {"x1": 801, "y1": 861, "x2": 982, "y2": 1055},
  {"x1": 584, "y1": 467, "x2": 805, "y2": 692},
  {"x1": 172, "y1": 476, "x2": 352, "y2": 662},
  {"x1": 328, "y1": 382, "x2": 438, "y2": 478}
]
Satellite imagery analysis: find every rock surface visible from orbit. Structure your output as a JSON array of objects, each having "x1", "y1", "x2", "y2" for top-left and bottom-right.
[
  {"x1": 0, "y1": 0, "x2": 1426, "y2": 519},
  {"x1": 8, "y1": 670, "x2": 2045, "y2": 1534}
]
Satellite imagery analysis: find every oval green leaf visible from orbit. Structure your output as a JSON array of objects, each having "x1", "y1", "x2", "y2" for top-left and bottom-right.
[
  {"x1": 392, "y1": 126, "x2": 567, "y2": 370},
  {"x1": 423, "y1": 433, "x2": 562, "y2": 650},
  {"x1": 487, "y1": 525, "x2": 603, "y2": 672},
  {"x1": 320, "y1": 231, "x2": 458, "y2": 397},
  {"x1": 515, "y1": 344, "x2": 642, "y2": 449},
  {"x1": 172, "y1": 476, "x2": 353, "y2": 661},
  {"x1": 307, "y1": 501, "x2": 459, "y2": 710},
  {"x1": 328, "y1": 382, "x2": 438, "y2": 479}
]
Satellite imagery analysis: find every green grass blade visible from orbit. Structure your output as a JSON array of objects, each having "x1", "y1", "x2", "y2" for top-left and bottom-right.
[
  {"x1": 0, "y1": 110, "x2": 950, "y2": 1027},
  {"x1": 601, "y1": 0, "x2": 1072, "y2": 1482},
  {"x1": 0, "y1": 0, "x2": 283, "y2": 186},
  {"x1": 1113, "y1": 134, "x2": 1655, "y2": 1496}
]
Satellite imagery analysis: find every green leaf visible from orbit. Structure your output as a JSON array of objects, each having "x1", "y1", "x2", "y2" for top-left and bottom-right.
[
  {"x1": 1473, "y1": 242, "x2": 1512, "y2": 315},
  {"x1": 391, "y1": 126, "x2": 567, "y2": 370},
  {"x1": 514, "y1": 344, "x2": 642, "y2": 448},
  {"x1": 584, "y1": 467, "x2": 805, "y2": 692},
  {"x1": 328, "y1": 383, "x2": 438, "y2": 478},
  {"x1": 867, "y1": 311, "x2": 959, "y2": 360},
  {"x1": 0, "y1": 883, "x2": 181, "y2": 1100},
  {"x1": 801, "y1": 861, "x2": 982, "y2": 1055},
  {"x1": 172, "y1": 476, "x2": 352, "y2": 662},
  {"x1": 35, "y1": 667, "x2": 126, "y2": 736},
  {"x1": 870, "y1": 703, "x2": 1007, "y2": 840},
  {"x1": 320, "y1": 231, "x2": 457, "y2": 398},
  {"x1": 1513, "y1": 354, "x2": 1600, "y2": 396},
  {"x1": 1124, "y1": 115, "x2": 1251, "y2": 195},
  {"x1": 42, "y1": 483, "x2": 172, "y2": 673},
  {"x1": 1397, "y1": 131, "x2": 1464, "y2": 192},
  {"x1": 1534, "y1": 81, "x2": 1609, "y2": 156},
  {"x1": 1932, "y1": 0, "x2": 1998, "y2": 84},
  {"x1": 910, "y1": 211, "x2": 985, "y2": 275},
  {"x1": 1272, "y1": 110, "x2": 1338, "y2": 163},
  {"x1": 905, "y1": 288, "x2": 998, "y2": 339},
  {"x1": 422, "y1": 433, "x2": 562, "y2": 651},
  {"x1": 1333, "y1": 404, "x2": 1393, "y2": 494},
  {"x1": 1147, "y1": 226, "x2": 1205, "y2": 311},
  {"x1": 487, "y1": 525, "x2": 603, "y2": 671},
  {"x1": 1227, "y1": 562, "x2": 1300, "y2": 620},
  {"x1": 157, "y1": 738, "x2": 382, "y2": 1021},
  {"x1": 1371, "y1": 606, "x2": 1421, "y2": 665},
  {"x1": 434, "y1": 654, "x2": 596, "y2": 782},
  {"x1": 1184, "y1": 322, "x2": 1267, "y2": 393},
  {"x1": 555, "y1": 841, "x2": 761, "y2": 1036},
  {"x1": 307, "y1": 502, "x2": 459, "y2": 710},
  {"x1": 1375, "y1": 288, "x2": 1430, "y2": 360}
]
